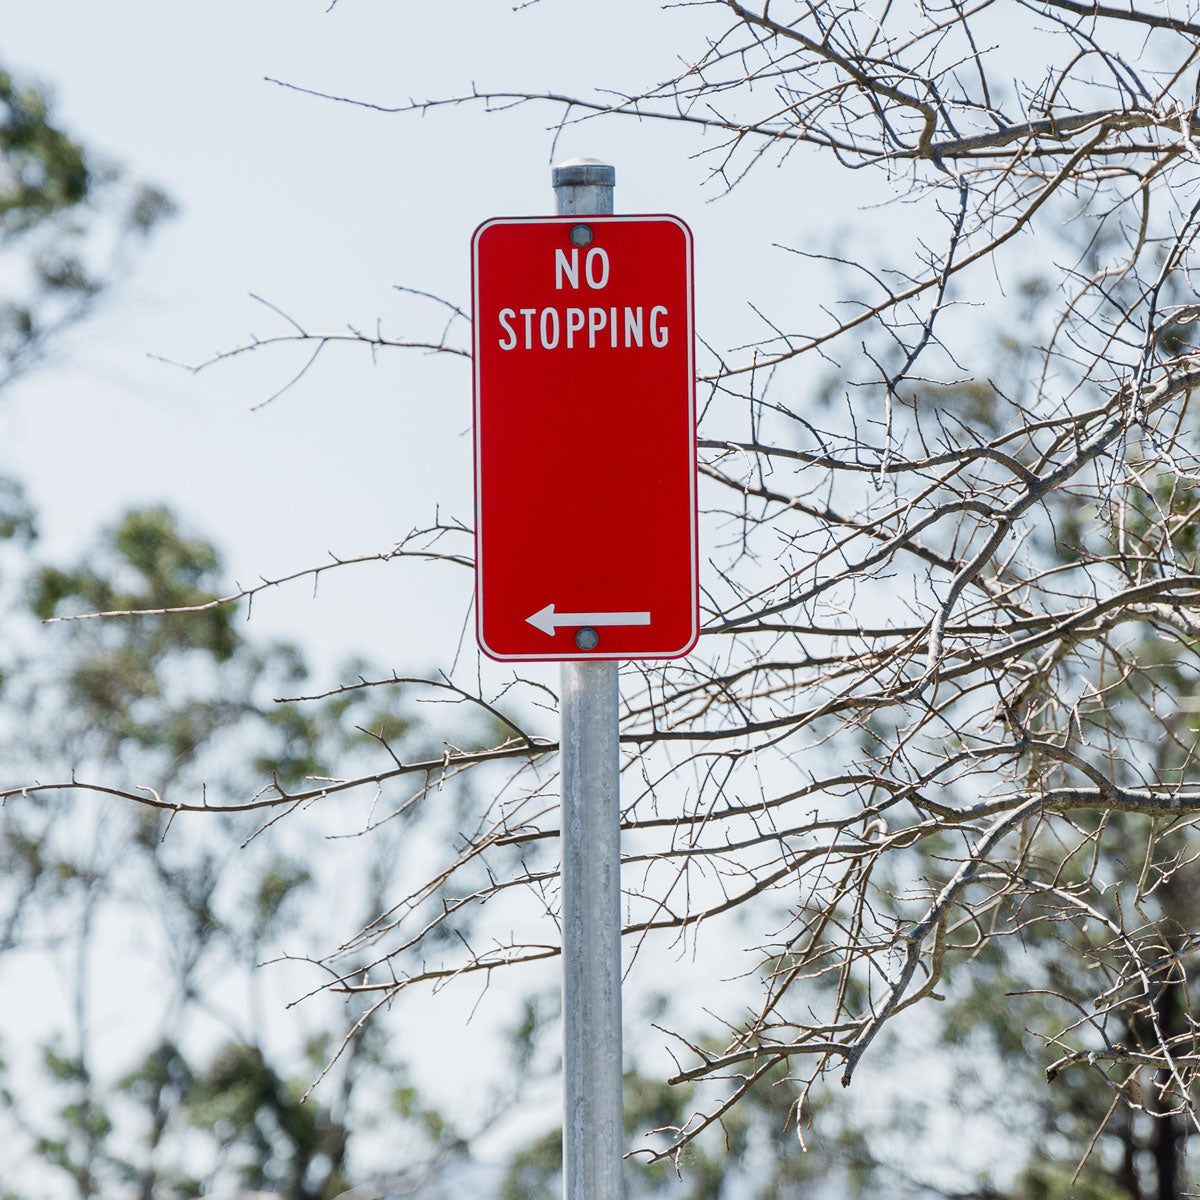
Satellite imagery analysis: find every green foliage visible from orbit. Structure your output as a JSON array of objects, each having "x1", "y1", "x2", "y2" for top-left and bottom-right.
[
  {"x1": 0, "y1": 476, "x2": 35, "y2": 543},
  {"x1": 32, "y1": 506, "x2": 238, "y2": 658},
  {"x1": 0, "y1": 69, "x2": 88, "y2": 225},
  {"x1": 0, "y1": 501, "x2": 484, "y2": 1200},
  {"x1": 502, "y1": 1126, "x2": 561, "y2": 1200},
  {"x1": 256, "y1": 704, "x2": 328, "y2": 787},
  {"x1": 189, "y1": 1042, "x2": 341, "y2": 1198},
  {"x1": 0, "y1": 61, "x2": 173, "y2": 390},
  {"x1": 503, "y1": 1061, "x2": 830, "y2": 1200},
  {"x1": 23, "y1": 507, "x2": 327, "y2": 783}
]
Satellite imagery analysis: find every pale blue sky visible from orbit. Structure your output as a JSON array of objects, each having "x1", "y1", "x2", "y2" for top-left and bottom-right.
[
  {"x1": 0, "y1": 8, "x2": 1048, "y2": 1188},
  {"x1": 0, "y1": 8, "x2": 825, "y2": 1150},
  {"x1": 0, "y1": 0, "x2": 833, "y2": 688}
]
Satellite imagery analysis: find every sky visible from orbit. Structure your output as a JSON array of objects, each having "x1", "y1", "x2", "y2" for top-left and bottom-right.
[
  {"x1": 0, "y1": 0, "x2": 836, "y2": 1162},
  {"x1": 0, "y1": 3, "x2": 932, "y2": 1184},
  {"x1": 0, "y1": 0, "x2": 842, "y2": 693}
]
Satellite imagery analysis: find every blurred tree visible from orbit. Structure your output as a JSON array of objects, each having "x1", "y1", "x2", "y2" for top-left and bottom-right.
[
  {"x1": 0, "y1": 508, "x2": 483, "y2": 1199},
  {"x1": 0, "y1": 55, "x2": 481, "y2": 1200},
  {"x1": 0, "y1": 62, "x2": 172, "y2": 393}
]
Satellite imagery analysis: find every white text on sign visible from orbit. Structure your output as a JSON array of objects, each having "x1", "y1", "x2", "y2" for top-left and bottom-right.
[
  {"x1": 497, "y1": 305, "x2": 668, "y2": 351},
  {"x1": 494, "y1": 244, "x2": 670, "y2": 351}
]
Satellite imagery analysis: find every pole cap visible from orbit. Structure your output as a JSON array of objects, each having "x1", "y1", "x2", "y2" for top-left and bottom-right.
[{"x1": 552, "y1": 157, "x2": 616, "y2": 188}]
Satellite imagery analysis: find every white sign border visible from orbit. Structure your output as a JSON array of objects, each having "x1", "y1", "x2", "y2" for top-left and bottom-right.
[{"x1": 470, "y1": 213, "x2": 698, "y2": 662}]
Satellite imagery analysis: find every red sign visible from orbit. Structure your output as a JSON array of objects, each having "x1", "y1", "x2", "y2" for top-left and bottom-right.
[{"x1": 471, "y1": 215, "x2": 698, "y2": 661}]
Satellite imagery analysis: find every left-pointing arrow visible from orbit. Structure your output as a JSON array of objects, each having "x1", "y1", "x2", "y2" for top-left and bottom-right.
[{"x1": 526, "y1": 604, "x2": 652, "y2": 636}]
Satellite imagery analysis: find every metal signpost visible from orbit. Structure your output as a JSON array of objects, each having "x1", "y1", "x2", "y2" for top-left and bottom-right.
[{"x1": 471, "y1": 159, "x2": 697, "y2": 1200}]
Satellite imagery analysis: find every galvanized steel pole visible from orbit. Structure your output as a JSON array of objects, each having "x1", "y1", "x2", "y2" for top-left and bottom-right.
[{"x1": 553, "y1": 157, "x2": 624, "y2": 1200}]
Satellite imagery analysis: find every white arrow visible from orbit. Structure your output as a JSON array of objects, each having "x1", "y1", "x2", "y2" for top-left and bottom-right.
[{"x1": 526, "y1": 603, "x2": 651, "y2": 636}]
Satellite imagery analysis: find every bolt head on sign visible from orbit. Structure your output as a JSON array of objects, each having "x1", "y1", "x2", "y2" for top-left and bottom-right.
[{"x1": 472, "y1": 215, "x2": 698, "y2": 661}]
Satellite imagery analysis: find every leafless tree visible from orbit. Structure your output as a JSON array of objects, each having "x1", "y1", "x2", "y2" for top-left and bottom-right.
[{"x1": 14, "y1": 0, "x2": 1200, "y2": 1186}]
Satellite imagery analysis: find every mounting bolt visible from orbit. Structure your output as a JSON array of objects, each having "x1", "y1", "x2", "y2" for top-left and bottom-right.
[{"x1": 575, "y1": 627, "x2": 600, "y2": 651}]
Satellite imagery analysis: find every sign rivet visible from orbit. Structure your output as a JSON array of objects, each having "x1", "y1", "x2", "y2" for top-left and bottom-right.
[
  {"x1": 569, "y1": 223, "x2": 593, "y2": 247},
  {"x1": 575, "y1": 627, "x2": 600, "y2": 651}
]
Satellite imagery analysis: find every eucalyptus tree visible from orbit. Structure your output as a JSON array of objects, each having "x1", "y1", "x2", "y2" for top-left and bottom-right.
[
  {"x1": 0, "y1": 62, "x2": 171, "y2": 393},
  {"x1": 0, "y1": 66, "x2": 472, "y2": 1200}
]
